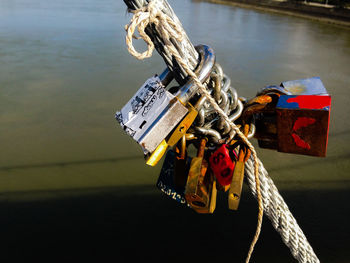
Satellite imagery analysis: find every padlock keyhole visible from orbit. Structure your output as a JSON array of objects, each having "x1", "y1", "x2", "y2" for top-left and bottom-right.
[
  {"x1": 139, "y1": 120, "x2": 147, "y2": 129},
  {"x1": 192, "y1": 201, "x2": 205, "y2": 207}
]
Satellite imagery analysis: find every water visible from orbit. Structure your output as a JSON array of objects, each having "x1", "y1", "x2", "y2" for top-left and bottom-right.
[{"x1": 0, "y1": 0, "x2": 349, "y2": 262}]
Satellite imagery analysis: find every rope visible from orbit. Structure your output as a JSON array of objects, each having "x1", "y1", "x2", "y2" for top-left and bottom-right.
[
  {"x1": 125, "y1": 1, "x2": 263, "y2": 262},
  {"x1": 125, "y1": 0, "x2": 199, "y2": 84}
]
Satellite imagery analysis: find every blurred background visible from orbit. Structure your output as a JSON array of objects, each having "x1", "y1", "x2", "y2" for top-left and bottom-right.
[{"x1": 0, "y1": 0, "x2": 349, "y2": 262}]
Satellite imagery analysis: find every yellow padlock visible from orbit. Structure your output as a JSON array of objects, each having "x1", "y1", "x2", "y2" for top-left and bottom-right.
[
  {"x1": 146, "y1": 103, "x2": 198, "y2": 167},
  {"x1": 209, "y1": 177, "x2": 217, "y2": 214},
  {"x1": 145, "y1": 139, "x2": 169, "y2": 167},
  {"x1": 228, "y1": 125, "x2": 251, "y2": 210},
  {"x1": 185, "y1": 138, "x2": 212, "y2": 213},
  {"x1": 167, "y1": 103, "x2": 198, "y2": 147}
]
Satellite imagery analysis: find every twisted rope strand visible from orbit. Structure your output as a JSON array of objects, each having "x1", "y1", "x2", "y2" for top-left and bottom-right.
[{"x1": 124, "y1": 1, "x2": 263, "y2": 262}]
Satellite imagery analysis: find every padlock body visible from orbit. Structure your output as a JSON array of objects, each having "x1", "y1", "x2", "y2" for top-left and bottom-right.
[
  {"x1": 276, "y1": 95, "x2": 331, "y2": 157},
  {"x1": 255, "y1": 77, "x2": 331, "y2": 157},
  {"x1": 185, "y1": 157, "x2": 210, "y2": 212},
  {"x1": 116, "y1": 76, "x2": 188, "y2": 153},
  {"x1": 254, "y1": 111, "x2": 278, "y2": 150},
  {"x1": 156, "y1": 150, "x2": 190, "y2": 205},
  {"x1": 228, "y1": 160, "x2": 245, "y2": 210},
  {"x1": 209, "y1": 144, "x2": 236, "y2": 186},
  {"x1": 166, "y1": 103, "x2": 198, "y2": 147}
]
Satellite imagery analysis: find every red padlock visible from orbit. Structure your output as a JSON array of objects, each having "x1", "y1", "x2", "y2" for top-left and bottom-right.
[{"x1": 209, "y1": 144, "x2": 237, "y2": 187}]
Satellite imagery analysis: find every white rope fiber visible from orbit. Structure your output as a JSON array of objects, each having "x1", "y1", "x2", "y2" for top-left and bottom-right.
[{"x1": 123, "y1": 0, "x2": 320, "y2": 262}]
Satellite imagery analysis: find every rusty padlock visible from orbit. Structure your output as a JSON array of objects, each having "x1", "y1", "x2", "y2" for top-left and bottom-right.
[
  {"x1": 228, "y1": 144, "x2": 251, "y2": 210},
  {"x1": 185, "y1": 138, "x2": 212, "y2": 213},
  {"x1": 276, "y1": 94, "x2": 331, "y2": 156},
  {"x1": 254, "y1": 77, "x2": 331, "y2": 157}
]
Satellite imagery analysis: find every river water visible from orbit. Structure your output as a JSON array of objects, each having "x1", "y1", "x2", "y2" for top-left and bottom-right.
[{"x1": 0, "y1": 0, "x2": 349, "y2": 262}]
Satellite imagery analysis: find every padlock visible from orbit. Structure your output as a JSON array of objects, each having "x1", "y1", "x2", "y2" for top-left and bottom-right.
[
  {"x1": 173, "y1": 135, "x2": 190, "y2": 190},
  {"x1": 116, "y1": 44, "x2": 215, "y2": 161},
  {"x1": 185, "y1": 138, "x2": 209, "y2": 211},
  {"x1": 209, "y1": 144, "x2": 237, "y2": 188},
  {"x1": 185, "y1": 138, "x2": 213, "y2": 213},
  {"x1": 227, "y1": 124, "x2": 250, "y2": 210},
  {"x1": 116, "y1": 69, "x2": 187, "y2": 154},
  {"x1": 254, "y1": 77, "x2": 331, "y2": 157},
  {"x1": 166, "y1": 103, "x2": 198, "y2": 147},
  {"x1": 276, "y1": 94, "x2": 331, "y2": 156},
  {"x1": 156, "y1": 149, "x2": 191, "y2": 205},
  {"x1": 145, "y1": 98, "x2": 199, "y2": 166},
  {"x1": 209, "y1": 177, "x2": 218, "y2": 214},
  {"x1": 228, "y1": 144, "x2": 250, "y2": 210}
]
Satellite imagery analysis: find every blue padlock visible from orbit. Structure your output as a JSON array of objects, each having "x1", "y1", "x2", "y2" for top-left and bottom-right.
[{"x1": 156, "y1": 149, "x2": 191, "y2": 205}]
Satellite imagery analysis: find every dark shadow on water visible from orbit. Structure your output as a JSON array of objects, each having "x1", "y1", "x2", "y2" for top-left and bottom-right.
[{"x1": 0, "y1": 185, "x2": 349, "y2": 263}]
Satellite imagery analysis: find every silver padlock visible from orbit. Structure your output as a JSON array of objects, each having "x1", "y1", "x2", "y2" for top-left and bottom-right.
[{"x1": 115, "y1": 44, "x2": 215, "y2": 154}]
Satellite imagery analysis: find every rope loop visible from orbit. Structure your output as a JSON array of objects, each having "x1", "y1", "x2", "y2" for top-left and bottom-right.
[{"x1": 125, "y1": 0, "x2": 184, "y2": 60}]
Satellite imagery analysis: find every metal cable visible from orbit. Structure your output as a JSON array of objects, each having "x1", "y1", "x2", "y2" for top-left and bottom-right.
[{"x1": 245, "y1": 157, "x2": 320, "y2": 263}]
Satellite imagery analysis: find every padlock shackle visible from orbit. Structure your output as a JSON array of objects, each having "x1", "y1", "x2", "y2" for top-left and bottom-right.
[
  {"x1": 176, "y1": 135, "x2": 186, "y2": 160},
  {"x1": 175, "y1": 44, "x2": 215, "y2": 104}
]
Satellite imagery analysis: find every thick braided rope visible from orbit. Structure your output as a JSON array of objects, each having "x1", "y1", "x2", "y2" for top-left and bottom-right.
[
  {"x1": 124, "y1": 1, "x2": 263, "y2": 262},
  {"x1": 245, "y1": 157, "x2": 320, "y2": 263}
]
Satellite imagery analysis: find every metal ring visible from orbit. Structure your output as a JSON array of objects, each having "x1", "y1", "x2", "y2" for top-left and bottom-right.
[
  {"x1": 257, "y1": 85, "x2": 291, "y2": 96},
  {"x1": 247, "y1": 123, "x2": 256, "y2": 139},
  {"x1": 222, "y1": 74, "x2": 231, "y2": 92},
  {"x1": 229, "y1": 100, "x2": 243, "y2": 122},
  {"x1": 195, "y1": 127, "x2": 221, "y2": 143}
]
